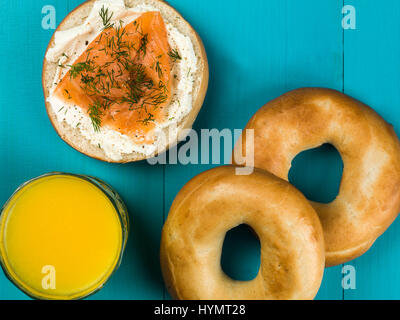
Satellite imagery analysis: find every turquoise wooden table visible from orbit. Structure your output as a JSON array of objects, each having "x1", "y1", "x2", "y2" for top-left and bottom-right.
[{"x1": 0, "y1": 0, "x2": 399, "y2": 300}]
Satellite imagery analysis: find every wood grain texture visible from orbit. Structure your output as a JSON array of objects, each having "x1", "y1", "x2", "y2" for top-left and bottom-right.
[
  {"x1": 0, "y1": 0, "x2": 165, "y2": 300},
  {"x1": 164, "y1": 0, "x2": 343, "y2": 300},
  {"x1": 1, "y1": 0, "x2": 398, "y2": 300},
  {"x1": 343, "y1": 0, "x2": 400, "y2": 300}
]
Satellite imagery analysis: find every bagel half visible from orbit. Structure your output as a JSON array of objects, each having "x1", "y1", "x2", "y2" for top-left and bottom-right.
[{"x1": 43, "y1": 0, "x2": 209, "y2": 162}]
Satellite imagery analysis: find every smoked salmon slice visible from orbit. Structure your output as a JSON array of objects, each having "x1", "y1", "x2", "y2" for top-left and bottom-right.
[{"x1": 54, "y1": 11, "x2": 173, "y2": 144}]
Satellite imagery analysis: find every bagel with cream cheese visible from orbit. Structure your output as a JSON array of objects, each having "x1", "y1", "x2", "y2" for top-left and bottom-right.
[
  {"x1": 233, "y1": 88, "x2": 400, "y2": 266},
  {"x1": 160, "y1": 166, "x2": 325, "y2": 300},
  {"x1": 43, "y1": 0, "x2": 208, "y2": 162}
]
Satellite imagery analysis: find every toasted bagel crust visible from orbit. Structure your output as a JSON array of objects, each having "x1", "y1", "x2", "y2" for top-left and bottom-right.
[
  {"x1": 234, "y1": 88, "x2": 400, "y2": 266},
  {"x1": 43, "y1": 0, "x2": 209, "y2": 163},
  {"x1": 160, "y1": 166, "x2": 325, "y2": 300}
]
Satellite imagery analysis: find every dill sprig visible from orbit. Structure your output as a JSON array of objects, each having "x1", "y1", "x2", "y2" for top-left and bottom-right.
[
  {"x1": 87, "y1": 99, "x2": 112, "y2": 132},
  {"x1": 99, "y1": 5, "x2": 114, "y2": 29},
  {"x1": 88, "y1": 101, "x2": 103, "y2": 132},
  {"x1": 137, "y1": 34, "x2": 149, "y2": 57},
  {"x1": 140, "y1": 113, "x2": 155, "y2": 125},
  {"x1": 69, "y1": 61, "x2": 94, "y2": 79},
  {"x1": 155, "y1": 61, "x2": 163, "y2": 78},
  {"x1": 121, "y1": 64, "x2": 154, "y2": 108},
  {"x1": 158, "y1": 80, "x2": 168, "y2": 94},
  {"x1": 66, "y1": 6, "x2": 169, "y2": 130},
  {"x1": 64, "y1": 89, "x2": 72, "y2": 99},
  {"x1": 168, "y1": 49, "x2": 181, "y2": 62}
]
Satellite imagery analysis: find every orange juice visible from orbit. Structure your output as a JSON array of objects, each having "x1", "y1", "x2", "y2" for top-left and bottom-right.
[{"x1": 0, "y1": 173, "x2": 128, "y2": 300}]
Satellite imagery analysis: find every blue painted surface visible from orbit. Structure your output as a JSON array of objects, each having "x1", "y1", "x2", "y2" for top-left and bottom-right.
[
  {"x1": 0, "y1": 0, "x2": 398, "y2": 300},
  {"x1": 343, "y1": 0, "x2": 400, "y2": 300}
]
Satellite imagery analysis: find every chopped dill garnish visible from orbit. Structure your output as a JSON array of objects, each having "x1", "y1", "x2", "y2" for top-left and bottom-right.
[
  {"x1": 87, "y1": 99, "x2": 112, "y2": 132},
  {"x1": 158, "y1": 80, "x2": 168, "y2": 94},
  {"x1": 149, "y1": 91, "x2": 168, "y2": 106},
  {"x1": 140, "y1": 113, "x2": 155, "y2": 126},
  {"x1": 99, "y1": 5, "x2": 114, "y2": 29},
  {"x1": 137, "y1": 34, "x2": 149, "y2": 57},
  {"x1": 88, "y1": 101, "x2": 103, "y2": 132},
  {"x1": 127, "y1": 64, "x2": 154, "y2": 101},
  {"x1": 59, "y1": 7, "x2": 170, "y2": 130},
  {"x1": 168, "y1": 49, "x2": 181, "y2": 62},
  {"x1": 69, "y1": 61, "x2": 94, "y2": 79},
  {"x1": 64, "y1": 89, "x2": 72, "y2": 99},
  {"x1": 155, "y1": 61, "x2": 163, "y2": 78}
]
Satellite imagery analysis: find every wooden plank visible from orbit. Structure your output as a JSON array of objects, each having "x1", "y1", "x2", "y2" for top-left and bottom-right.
[
  {"x1": 0, "y1": 0, "x2": 165, "y2": 300},
  {"x1": 0, "y1": 0, "x2": 352, "y2": 300},
  {"x1": 165, "y1": 0, "x2": 344, "y2": 300},
  {"x1": 0, "y1": 0, "x2": 71, "y2": 301},
  {"x1": 343, "y1": 0, "x2": 400, "y2": 300}
]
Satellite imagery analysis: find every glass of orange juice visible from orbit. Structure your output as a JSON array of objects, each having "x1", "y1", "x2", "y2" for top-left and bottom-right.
[{"x1": 0, "y1": 173, "x2": 129, "y2": 300}]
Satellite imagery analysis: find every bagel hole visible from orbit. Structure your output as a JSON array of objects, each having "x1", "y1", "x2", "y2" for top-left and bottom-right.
[
  {"x1": 288, "y1": 143, "x2": 343, "y2": 203},
  {"x1": 221, "y1": 224, "x2": 261, "y2": 281}
]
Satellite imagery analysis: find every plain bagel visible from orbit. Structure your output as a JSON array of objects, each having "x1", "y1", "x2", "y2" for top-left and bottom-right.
[
  {"x1": 233, "y1": 88, "x2": 400, "y2": 267},
  {"x1": 160, "y1": 166, "x2": 325, "y2": 300}
]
